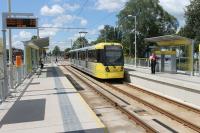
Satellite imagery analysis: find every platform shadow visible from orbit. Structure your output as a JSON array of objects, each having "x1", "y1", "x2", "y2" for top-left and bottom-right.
[
  {"x1": 46, "y1": 67, "x2": 65, "y2": 77},
  {"x1": 0, "y1": 98, "x2": 46, "y2": 125}
]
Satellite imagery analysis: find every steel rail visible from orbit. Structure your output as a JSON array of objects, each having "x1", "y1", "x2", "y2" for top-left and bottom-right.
[
  {"x1": 63, "y1": 66, "x2": 158, "y2": 133},
  {"x1": 105, "y1": 83, "x2": 200, "y2": 133},
  {"x1": 126, "y1": 83, "x2": 200, "y2": 114}
]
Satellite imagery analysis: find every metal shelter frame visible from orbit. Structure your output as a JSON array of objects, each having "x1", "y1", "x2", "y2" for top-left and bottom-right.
[
  {"x1": 23, "y1": 37, "x2": 49, "y2": 73},
  {"x1": 1, "y1": 12, "x2": 38, "y2": 101},
  {"x1": 145, "y1": 35, "x2": 194, "y2": 75}
]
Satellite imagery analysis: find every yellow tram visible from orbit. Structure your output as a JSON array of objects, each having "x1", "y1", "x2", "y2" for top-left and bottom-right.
[{"x1": 69, "y1": 42, "x2": 124, "y2": 79}]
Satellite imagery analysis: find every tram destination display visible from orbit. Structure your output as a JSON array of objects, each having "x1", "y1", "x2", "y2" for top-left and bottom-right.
[{"x1": 6, "y1": 18, "x2": 37, "y2": 28}]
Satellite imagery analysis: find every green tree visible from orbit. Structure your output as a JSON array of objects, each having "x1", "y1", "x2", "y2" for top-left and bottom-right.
[
  {"x1": 52, "y1": 46, "x2": 61, "y2": 56},
  {"x1": 31, "y1": 35, "x2": 38, "y2": 40},
  {"x1": 72, "y1": 37, "x2": 88, "y2": 49},
  {"x1": 94, "y1": 25, "x2": 122, "y2": 44},
  {"x1": 178, "y1": 0, "x2": 200, "y2": 52},
  {"x1": 64, "y1": 48, "x2": 71, "y2": 53},
  {"x1": 118, "y1": 0, "x2": 178, "y2": 57}
]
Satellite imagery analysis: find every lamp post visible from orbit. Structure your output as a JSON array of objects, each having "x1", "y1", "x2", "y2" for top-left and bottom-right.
[
  {"x1": 79, "y1": 31, "x2": 88, "y2": 48},
  {"x1": 37, "y1": 18, "x2": 39, "y2": 39},
  {"x1": 128, "y1": 15, "x2": 137, "y2": 67},
  {"x1": 199, "y1": 44, "x2": 200, "y2": 76}
]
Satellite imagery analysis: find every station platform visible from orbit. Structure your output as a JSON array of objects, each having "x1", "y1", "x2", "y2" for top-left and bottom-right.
[
  {"x1": 0, "y1": 64, "x2": 105, "y2": 133},
  {"x1": 125, "y1": 64, "x2": 200, "y2": 108}
]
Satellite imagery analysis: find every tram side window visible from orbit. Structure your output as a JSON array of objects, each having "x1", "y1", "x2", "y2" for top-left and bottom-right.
[
  {"x1": 97, "y1": 49, "x2": 104, "y2": 63},
  {"x1": 88, "y1": 50, "x2": 97, "y2": 62}
]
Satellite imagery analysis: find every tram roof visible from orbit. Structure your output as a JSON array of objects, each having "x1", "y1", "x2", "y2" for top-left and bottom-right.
[
  {"x1": 145, "y1": 35, "x2": 193, "y2": 46},
  {"x1": 70, "y1": 42, "x2": 122, "y2": 52}
]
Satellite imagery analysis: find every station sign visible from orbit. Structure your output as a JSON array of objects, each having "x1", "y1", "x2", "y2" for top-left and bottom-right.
[
  {"x1": 6, "y1": 18, "x2": 37, "y2": 29},
  {"x1": 155, "y1": 50, "x2": 176, "y2": 55}
]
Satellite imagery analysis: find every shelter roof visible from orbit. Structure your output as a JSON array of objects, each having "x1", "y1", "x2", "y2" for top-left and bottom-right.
[
  {"x1": 145, "y1": 35, "x2": 193, "y2": 46},
  {"x1": 23, "y1": 37, "x2": 49, "y2": 49}
]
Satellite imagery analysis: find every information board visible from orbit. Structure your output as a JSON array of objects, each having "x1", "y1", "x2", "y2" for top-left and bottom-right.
[{"x1": 6, "y1": 18, "x2": 37, "y2": 28}]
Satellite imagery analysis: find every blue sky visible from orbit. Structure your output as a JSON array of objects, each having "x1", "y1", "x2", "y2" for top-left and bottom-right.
[{"x1": 0, "y1": 0, "x2": 190, "y2": 50}]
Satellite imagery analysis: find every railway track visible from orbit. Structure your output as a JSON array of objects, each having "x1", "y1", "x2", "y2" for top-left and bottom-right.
[
  {"x1": 125, "y1": 83, "x2": 200, "y2": 114},
  {"x1": 62, "y1": 65, "x2": 158, "y2": 133},
  {"x1": 105, "y1": 83, "x2": 200, "y2": 132},
  {"x1": 61, "y1": 64, "x2": 200, "y2": 133}
]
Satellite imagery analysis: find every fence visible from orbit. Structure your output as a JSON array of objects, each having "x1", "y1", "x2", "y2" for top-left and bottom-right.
[
  {"x1": 124, "y1": 57, "x2": 150, "y2": 68},
  {"x1": 125, "y1": 56, "x2": 200, "y2": 76},
  {"x1": 10, "y1": 65, "x2": 27, "y2": 88},
  {"x1": 0, "y1": 78, "x2": 4, "y2": 103},
  {"x1": 0, "y1": 65, "x2": 28, "y2": 102}
]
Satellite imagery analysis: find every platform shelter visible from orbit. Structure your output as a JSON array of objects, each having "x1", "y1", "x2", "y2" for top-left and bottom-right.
[
  {"x1": 145, "y1": 35, "x2": 194, "y2": 75},
  {"x1": 23, "y1": 37, "x2": 49, "y2": 73}
]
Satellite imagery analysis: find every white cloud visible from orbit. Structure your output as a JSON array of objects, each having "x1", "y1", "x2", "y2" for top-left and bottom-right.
[
  {"x1": 63, "y1": 3, "x2": 80, "y2": 11},
  {"x1": 39, "y1": 14, "x2": 88, "y2": 38},
  {"x1": 53, "y1": 14, "x2": 75, "y2": 26},
  {"x1": 87, "y1": 29, "x2": 98, "y2": 36},
  {"x1": 50, "y1": 14, "x2": 88, "y2": 27},
  {"x1": 73, "y1": 33, "x2": 80, "y2": 39},
  {"x1": 12, "y1": 41, "x2": 23, "y2": 49},
  {"x1": 18, "y1": 31, "x2": 32, "y2": 40},
  {"x1": 53, "y1": 0, "x2": 61, "y2": 2},
  {"x1": 40, "y1": 4, "x2": 64, "y2": 16},
  {"x1": 159, "y1": 0, "x2": 190, "y2": 27},
  {"x1": 12, "y1": 31, "x2": 32, "y2": 49},
  {"x1": 40, "y1": 3, "x2": 79, "y2": 16},
  {"x1": 39, "y1": 23, "x2": 58, "y2": 38},
  {"x1": 39, "y1": 3, "x2": 87, "y2": 38},
  {"x1": 80, "y1": 19, "x2": 88, "y2": 26},
  {"x1": 98, "y1": 25, "x2": 104, "y2": 30},
  {"x1": 95, "y1": 0, "x2": 128, "y2": 12},
  {"x1": 39, "y1": 30, "x2": 57, "y2": 38}
]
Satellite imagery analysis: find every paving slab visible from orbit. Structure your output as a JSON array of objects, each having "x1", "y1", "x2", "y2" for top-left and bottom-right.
[{"x1": 0, "y1": 64, "x2": 105, "y2": 133}]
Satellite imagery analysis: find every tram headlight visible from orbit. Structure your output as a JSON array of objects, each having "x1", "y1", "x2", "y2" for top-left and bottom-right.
[
  {"x1": 105, "y1": 67, "x2": 110, "y2": 72},
  {"x1": 121, "y1": 66, "x2": 124, "y2": 71}
]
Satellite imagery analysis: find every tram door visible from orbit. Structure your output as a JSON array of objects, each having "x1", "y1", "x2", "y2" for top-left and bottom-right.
[{"x1": 156, "y1": 51, "x2": 176, "y2": 73}]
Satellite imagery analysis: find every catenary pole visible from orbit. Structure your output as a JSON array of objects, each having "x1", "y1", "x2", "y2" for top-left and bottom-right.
[
  {"x1": 8, "y1": 0, "x2": 13, "y2": 91},
  {"x1": 134, "y1": 16, "x2": 137, "y2": 67}
]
